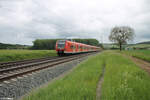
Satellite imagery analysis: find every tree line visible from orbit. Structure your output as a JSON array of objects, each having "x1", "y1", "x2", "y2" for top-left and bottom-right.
[
  {"x1": 0, "y1": 43, "x2": 29, "y2": 49},
  {"x1": 32, "y1": 39, "x2": 102, "y2": 50}
]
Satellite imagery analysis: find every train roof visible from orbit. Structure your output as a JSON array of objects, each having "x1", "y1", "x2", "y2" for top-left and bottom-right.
[{"x1": 62, "y1": 40, "x2": 100, "y2": 48}]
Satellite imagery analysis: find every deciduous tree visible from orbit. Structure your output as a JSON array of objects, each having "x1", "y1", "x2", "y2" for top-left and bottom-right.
[{"x1": 109, "y1": 26, "x2": 135, "y2": 51}]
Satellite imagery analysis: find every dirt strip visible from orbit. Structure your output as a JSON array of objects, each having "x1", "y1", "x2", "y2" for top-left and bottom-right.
[
  {"x1": 96, "y1": 65, "x2": 105, "y2": 100},
  {"x1": 130, "y1": 56, "x2": 150, "y2": 74},
  {"x1": 119, "y1": 53, "x2": 150, "y2": 74}
]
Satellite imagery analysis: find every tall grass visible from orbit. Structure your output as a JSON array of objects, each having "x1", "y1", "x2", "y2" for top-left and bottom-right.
[
  {"x1": 121, "y1": 50, "x2": 150, "y2": 62},
  {"x1": 101, "y1": 52, "x2": 150, "y2": 100},
  {"x1": 0, "y1": 50, "x2": 56, "y2": 62}
]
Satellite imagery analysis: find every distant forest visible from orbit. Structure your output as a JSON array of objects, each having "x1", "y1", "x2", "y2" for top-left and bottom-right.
[
  {"x1": 0, "y1": 43, "x2": 29, "y2": 49},
  {"x1": 1, "y1": 40, "x2": 150, "y2": 50},
  {"x1": 32, "y1": 39, "x2": 102, "y2": 50},
  {"x1": 0, "y1": 39, "x2": 102, "y2": 50}
]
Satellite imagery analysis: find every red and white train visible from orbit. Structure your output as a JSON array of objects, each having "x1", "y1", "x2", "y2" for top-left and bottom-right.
[{"x1": 56, "y1": 39, "x2": 101, "y2": 56}]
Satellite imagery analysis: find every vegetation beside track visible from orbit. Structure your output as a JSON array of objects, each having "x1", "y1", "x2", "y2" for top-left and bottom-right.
[
  {"x1": 0, "y1": 50, "x2": 56, "y2": 62},
  {"x1": 101, "y1": 51, "x2": 150, "y2": 100},
  {"x1": 120, "y1": 50, "x2": 150, "y2": 62},
  {"x1": 23, "y1": 53, "x2": 104, "y2": 100},
  {"x1": 23, "y1": 51, "x2": 150, "y2": 100}
]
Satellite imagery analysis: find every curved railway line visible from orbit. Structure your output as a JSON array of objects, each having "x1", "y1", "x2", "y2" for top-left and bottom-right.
[{"x1": 0, "y1": 52, "x2": 98, "y2": 82}]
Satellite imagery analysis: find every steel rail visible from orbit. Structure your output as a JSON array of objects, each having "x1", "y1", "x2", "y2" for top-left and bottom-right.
[
  {"x1": 0, "y1": 52, "x2": 96, "y2": 82},
  {"x1": 0, "y1": 56, "x2": 58, "y2": 68},
  {"x1": 0, "y1": 56, "x2": 75, "y2": 73},
  {"x1": 0, "y1": 57, "x2": 58, "y2": 69}
]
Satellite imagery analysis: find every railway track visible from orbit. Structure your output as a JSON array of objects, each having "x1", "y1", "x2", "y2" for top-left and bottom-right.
[
  {"x1": 0, "y1": 56, "x2": 58, "y2": 68},
  {"x1": 0, "y1": 52, "x2": 96, "y2": 82}
]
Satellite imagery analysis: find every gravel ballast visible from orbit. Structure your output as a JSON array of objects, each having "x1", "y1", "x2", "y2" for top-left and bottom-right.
[{"x1": 0, "y1": 55, "x2": 90, "y2": 100}]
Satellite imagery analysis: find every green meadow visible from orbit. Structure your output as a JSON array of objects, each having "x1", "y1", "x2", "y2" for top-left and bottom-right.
[
  {"x1": 121, "y1": 50, "x2": 150, "y2": 62},
  {"x1": 0, "y1": 50, "x2": 56, "y2": 62}
]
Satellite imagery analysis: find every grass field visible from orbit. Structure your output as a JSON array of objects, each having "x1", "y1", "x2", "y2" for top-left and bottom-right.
[
  {"x1": 23, "y1": 51, "x2": 150, "y2": 100},
  {"x1": 101, "y1": 51, "x2": 150, "y2": 100},
  {"x1": 0, "y1": 50, "x2": 56, "y2": 62},
  {"x1": 126, "y1": 44, "x2": 150, "y2": 49},
  {"x1": 121, "y1": 50, "x2": 150, "y2": 62}
]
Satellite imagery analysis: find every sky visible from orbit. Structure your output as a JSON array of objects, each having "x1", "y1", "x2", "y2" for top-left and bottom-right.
[{"x1": 0, "y1": 0, "x2": 150, "y2": 45}]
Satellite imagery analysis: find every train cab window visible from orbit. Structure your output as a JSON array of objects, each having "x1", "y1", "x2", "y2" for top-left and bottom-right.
[{"x1": 57, "y1": 40, "x2": 66, "y2": 49}]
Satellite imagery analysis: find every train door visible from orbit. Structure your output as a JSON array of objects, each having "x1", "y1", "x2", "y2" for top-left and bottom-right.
[
  {"x1": 73, "y1": 43, "x2": 76, "y2": 53},
  {"x1": 76, "y1": 44, "x2": 78, "y2": 52}
]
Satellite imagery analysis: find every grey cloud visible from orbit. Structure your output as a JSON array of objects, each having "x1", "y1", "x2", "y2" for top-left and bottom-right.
[{"x1": 0, "y1": 0, "x2": 150, "y2": 45}]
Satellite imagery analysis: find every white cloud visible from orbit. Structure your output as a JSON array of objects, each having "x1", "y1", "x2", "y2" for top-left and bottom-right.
[{"x1": 0, "y1": 0, "x2": 149, "y2": 45}]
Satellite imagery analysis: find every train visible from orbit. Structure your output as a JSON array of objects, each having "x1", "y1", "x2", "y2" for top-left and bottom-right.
[{"x1": 55, "y1": 39, "x2": 101, "y2": 56}]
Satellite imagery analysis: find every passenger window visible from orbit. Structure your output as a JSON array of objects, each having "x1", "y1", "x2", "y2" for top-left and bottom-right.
[{"x1": 70, "y1": 45, "x2": 73, "y2": 49}]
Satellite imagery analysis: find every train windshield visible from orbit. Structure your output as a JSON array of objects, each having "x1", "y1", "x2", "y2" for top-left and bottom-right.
[{"x1": 57, "y1": 40, "x2": 66, "y2": 49}]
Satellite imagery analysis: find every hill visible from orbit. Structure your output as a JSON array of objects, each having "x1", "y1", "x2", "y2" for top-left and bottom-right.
[
  {"x1": 125, "y1": 41, "x2": 150, "y2": 50},
  {"x1": 103, "y1": 43, "x2": 150, "y2": 50},
  {"x1": 137, "y1": 41, "x2": 150, "y2": 44},
  {"x1": 125, "y1": 43, "x2": 150, "y2": 50}
]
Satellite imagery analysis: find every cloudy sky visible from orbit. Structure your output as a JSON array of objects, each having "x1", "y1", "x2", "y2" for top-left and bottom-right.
[{"x1": 0, "y1": 0, "x2": 150, "y2": 45}]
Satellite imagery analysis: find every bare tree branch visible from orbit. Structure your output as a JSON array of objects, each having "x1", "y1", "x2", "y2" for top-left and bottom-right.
[{"x1": 109, "y1": 26, "x2": 135, "y2": 51}]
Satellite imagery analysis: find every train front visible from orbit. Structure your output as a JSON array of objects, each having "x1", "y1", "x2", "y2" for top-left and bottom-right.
[{"x1": 56, "y1": 40, "x2": 66, "y2": 56}]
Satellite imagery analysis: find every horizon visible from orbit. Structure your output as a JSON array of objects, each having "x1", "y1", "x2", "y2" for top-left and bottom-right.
[{"x1": 0, "y1": 39, "x2": 149, "y2": 46}]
